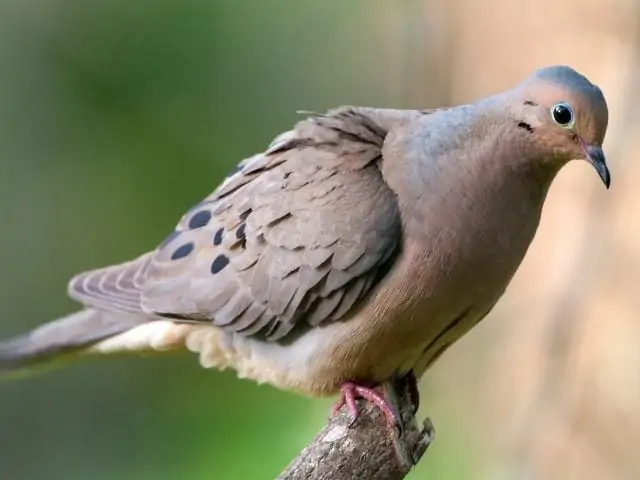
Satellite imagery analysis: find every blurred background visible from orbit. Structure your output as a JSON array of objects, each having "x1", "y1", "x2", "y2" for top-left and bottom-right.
[{"x1": 0, "y1": 0, "x2": 638, "y2": 478}]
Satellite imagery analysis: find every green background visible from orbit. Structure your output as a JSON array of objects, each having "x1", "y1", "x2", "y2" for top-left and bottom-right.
[{"x1": 0, "y1": 1, "x2": 476, "y2": 478}]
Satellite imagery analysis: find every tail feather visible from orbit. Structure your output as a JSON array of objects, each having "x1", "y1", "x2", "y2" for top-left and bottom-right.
[{"x1": 0, "y1": 309, "x2": 149, "y2": 376}]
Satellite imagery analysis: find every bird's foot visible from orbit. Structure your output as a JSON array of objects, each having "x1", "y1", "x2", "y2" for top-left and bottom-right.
[{"x1": 331, "y1": 382, "x2": 399, "y2": 428}]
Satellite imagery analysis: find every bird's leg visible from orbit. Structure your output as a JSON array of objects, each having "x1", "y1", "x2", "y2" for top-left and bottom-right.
[{"x1": 331, "y1": 382, "x2": 399, "y2": 427}]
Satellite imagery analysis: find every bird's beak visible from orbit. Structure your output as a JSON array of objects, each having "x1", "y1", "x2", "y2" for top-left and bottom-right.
[{"x1": 582, "y1": 143, "x2": 610, "y2": 189}]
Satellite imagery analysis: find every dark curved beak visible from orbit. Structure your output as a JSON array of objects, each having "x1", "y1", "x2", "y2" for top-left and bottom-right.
[{"x1": 583, "y1": 144, "x2": 610, "y2": 189}]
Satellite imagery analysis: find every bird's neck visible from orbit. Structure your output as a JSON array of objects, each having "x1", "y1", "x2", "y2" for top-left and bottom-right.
[{"x1": 381, "y1": 104, "x2": 560, "y2": 241}]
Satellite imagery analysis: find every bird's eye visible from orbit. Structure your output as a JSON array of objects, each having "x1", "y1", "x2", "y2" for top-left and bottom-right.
[{"x1": 551, "y1": 102, "x2": 574, "y2": 127}]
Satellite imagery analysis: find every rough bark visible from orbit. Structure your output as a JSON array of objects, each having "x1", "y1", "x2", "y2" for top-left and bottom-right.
[{"x1": 278, "y1": 376, "x2": 434, "y2": 480}]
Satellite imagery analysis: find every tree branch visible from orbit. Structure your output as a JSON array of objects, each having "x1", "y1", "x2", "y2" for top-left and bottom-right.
[{"x1": 278, "y1": 376, "x2": 435, "y2": 480}]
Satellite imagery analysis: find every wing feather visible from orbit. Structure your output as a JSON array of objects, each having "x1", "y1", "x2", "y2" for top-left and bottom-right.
[{"x1": 68, "y1": 107, "x2": 418, "y2": 342}]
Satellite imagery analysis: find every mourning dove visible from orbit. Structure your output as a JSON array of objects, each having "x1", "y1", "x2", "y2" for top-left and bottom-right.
[{"x1": 0, "y1": 65, "x2": 609, "y2": 423}]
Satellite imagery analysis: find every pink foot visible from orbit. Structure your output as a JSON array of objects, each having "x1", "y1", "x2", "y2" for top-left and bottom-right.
[{"x1": 331, "y1": 382, "x2": 399, "y2": 427}]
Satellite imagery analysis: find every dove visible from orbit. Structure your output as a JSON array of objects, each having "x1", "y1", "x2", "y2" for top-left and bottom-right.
[{"x1": 0, "y1": 65, "x2": 609, "y2": 424}]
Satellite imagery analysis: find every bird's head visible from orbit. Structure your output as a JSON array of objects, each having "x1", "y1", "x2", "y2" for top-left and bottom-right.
[{"x1": 512, "y1": 65, "x2": 610, "y2": 188}]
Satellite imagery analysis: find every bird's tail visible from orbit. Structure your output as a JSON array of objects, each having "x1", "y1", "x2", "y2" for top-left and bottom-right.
[{"x1": 0, "y1": 309, "x2": 150, "y2": 378}]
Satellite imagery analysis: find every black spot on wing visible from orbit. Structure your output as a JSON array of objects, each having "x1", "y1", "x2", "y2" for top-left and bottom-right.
[
  {"x1": 211, "y1": 254, "x2": 230, "y2": 274},
  {"x1": 171, "y1": 242, "x2": 195, "y2": 260},
  {"x1": 188, "y1": 210, "x2": 212, "y2": 229},
  {"x1": 213, "y1": 228, "x2": 224, "y2": 246},
  {"x1": 239, "y1": 209, "x2": 252, "y2": 222},
  {"x1": 236, "y1": 223, "x2": 246, "y2": 240}
]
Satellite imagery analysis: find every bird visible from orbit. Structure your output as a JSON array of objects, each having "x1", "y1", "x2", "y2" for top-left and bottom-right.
[{"x1": 0, "y1": 65, "x2": 609, "y2": 425}]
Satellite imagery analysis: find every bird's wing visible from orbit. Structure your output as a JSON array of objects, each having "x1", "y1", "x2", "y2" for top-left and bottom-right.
[{"x1": 68, "y1": 107, "x2": 422, "y2": 341}]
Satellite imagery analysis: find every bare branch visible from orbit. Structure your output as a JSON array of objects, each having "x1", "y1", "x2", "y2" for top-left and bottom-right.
[{"x1": 278, "y1": 376, "x2": 434, "y2": 480}]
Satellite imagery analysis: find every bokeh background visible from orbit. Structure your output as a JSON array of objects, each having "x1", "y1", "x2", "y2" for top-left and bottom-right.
[{"x1": 0, "y1": 0, "x2": 638, "y2": 478}]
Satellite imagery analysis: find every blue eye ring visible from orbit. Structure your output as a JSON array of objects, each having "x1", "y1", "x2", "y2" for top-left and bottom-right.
[{"x1": 551, "y1": 102, "x2": 575, "y2": 128}]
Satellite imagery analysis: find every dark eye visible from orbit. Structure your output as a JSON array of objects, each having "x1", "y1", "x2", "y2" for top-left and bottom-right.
[{"x1": 551, "y1": 102, "x2": 574, "y2": 127}]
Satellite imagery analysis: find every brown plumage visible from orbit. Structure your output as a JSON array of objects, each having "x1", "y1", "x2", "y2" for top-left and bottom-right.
[{"x1": 0, "y1": 67, "x2": 609, "y2": 414}]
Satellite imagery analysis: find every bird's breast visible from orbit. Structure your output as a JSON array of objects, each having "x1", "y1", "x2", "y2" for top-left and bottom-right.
[{"x1": 170, "y1": 174, "x2": 551, "y2": 396}]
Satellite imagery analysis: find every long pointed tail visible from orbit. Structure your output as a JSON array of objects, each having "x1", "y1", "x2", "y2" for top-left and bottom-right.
[{"x1": 0, "y1": 309, "x2": 149, "y2": 377}]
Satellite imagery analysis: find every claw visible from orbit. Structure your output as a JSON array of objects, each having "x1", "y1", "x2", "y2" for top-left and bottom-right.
[{"x1": 330, "y1": 382, "x2": 399, "y2": 428}]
